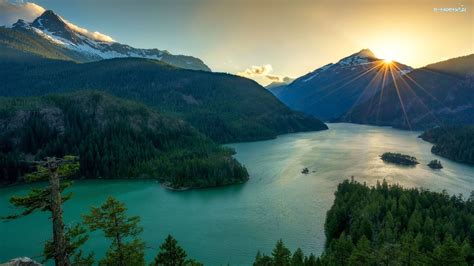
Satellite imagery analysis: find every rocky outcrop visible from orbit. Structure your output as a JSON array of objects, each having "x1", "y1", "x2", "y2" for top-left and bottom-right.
[{"x1": 0, "y1": 257, "x2": 41, "y2": 266}]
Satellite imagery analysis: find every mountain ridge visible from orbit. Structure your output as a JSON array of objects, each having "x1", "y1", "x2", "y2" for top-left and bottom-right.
[
  {"x1": 2, "y1": 10, "x2": 211, "y2": 71},
  {"x1": 339, "y1": 54, "x2": 474, "y2": 129},
  {"x1": 0, "y1": 54, "x2": 328, "y2": 143},
  {"x1": 269, "y1": 49, "x2": 413, "y2": 120}
]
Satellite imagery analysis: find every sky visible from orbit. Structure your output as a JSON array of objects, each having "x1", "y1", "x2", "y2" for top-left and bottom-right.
[{"x1": 0, "y1": 0, "x2": 472, "y2": 85}]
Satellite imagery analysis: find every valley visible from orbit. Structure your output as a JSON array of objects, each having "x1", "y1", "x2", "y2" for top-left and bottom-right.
[{"x1": 1, "y1": 124, "x2": 473, "y2": 265}]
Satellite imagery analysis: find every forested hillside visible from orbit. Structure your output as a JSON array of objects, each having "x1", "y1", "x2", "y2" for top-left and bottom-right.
[
  {"x1": 320, "y1": 179, "x2": 474, "y2": 265},
  {"x1": 0, "y1": 55, "x2": 327, "y2": 143},
  {"x1": 420, "y1": 125, "x2": 474, "y2": 164},
  {"x1": 0, "y1": 92, "x2": 248, "y2": 188}
]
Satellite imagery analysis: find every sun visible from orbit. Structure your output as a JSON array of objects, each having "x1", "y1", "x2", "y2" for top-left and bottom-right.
[{"x1": 376, "y1": 49, "x2": 395, "y2": 64}]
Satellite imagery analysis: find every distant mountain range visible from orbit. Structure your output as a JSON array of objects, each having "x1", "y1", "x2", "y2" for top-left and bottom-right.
[
  {"x1": 270, "y1": 49, "x2": 473, "y2": 130},
  {"x1": 0, "y1": 10, "x2": 210, "y2": 71},
  {"x1": 341, "y1": 54, "x2": 474, "y2": 129},
  {"x1": 269, "y1": 49, "x2": 413, "y2": 120}
]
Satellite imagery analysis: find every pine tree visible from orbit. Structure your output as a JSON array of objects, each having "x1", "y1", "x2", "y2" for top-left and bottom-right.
[
  {"x1": 253, "y1": 252, "x2": 273, "y2": 266},
  {"x1": 348, "y1": 236, "x2": 374, "y2": 266},
  {"x1": 431, "y1": 235, "x2": 466, "y2": 265},
  {"x1": 83, "y1": 197, "x2": 145, "y2": 266},
  {"x1": 329, "y1": 233, "x2": 353, "y2": 265},
  {"x1": 272, "y1": 239, "x2": 291, "y2": 266},
  {"x1": 44, "y1": 224, "x2": 94, "y2": 266},
  {"x1": 303, "y1": 254, "x2": 317, "y2": 266},
  {"x1": 153, "y1": 235, "x2": 187, "y2": 266},
  {"x1": 291, "y1": 248, "x2": 305, "y2": 266},
  {"x1": 3, "y1": 156, "x2": 86, "y2": 266}
]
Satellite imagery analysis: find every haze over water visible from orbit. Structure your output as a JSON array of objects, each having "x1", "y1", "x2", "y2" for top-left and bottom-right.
[{"x1": 1, "y1": 123, "x2": 472, "y2": 265}]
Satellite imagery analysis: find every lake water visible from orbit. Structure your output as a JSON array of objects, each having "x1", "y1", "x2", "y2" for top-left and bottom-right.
[{"x1": 1, "y1": 123, "x2": 473, "y2": 265}]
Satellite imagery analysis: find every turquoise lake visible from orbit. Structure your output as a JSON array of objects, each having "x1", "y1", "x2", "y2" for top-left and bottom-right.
[{"x1": 1, "y1": 123, "x2": 473, "y2": 265}]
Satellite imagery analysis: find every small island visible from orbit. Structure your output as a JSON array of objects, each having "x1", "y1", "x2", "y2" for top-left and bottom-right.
[
  {"x1": 427, "y1": 160, "x2": 443, "y2": 169},
  {"x1": 380, "y1": 152, "x2": 419, "y2": 166}
]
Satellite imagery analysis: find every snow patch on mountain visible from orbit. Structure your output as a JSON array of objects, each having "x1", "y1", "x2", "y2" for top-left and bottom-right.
[{"x1": 9, "y1": 10, "x2": 210, "y2": 71}]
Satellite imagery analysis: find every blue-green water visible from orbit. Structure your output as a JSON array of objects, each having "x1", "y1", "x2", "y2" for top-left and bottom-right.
[{"x1": 1, "y1": 123, "x2": 473, "y2": 265}]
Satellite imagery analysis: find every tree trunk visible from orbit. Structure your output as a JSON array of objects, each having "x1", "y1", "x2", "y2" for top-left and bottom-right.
[{"x1": 48, "y1": 159, "x2": 69, "y2": 266}]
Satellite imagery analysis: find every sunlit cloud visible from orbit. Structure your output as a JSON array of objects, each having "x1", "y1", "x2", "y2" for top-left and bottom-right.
[
  {"x1": 0, "y1": 0, "x2": 45, "y2": 25},
  {"x1": 266, "y1": 74, "x2": 285, "y2": 82},
  {"x1": 237, "y1": 64, "x2": 289, "y2": 83},
  {"x1": 62, "y1": 18, "x2": 115, "y2": 42},
  {"x1": 237, "y1": 64, "x2": 273, "y2": 77}
]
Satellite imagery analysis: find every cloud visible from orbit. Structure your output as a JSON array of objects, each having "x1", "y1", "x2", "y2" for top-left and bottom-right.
[
  {"x1": 0, "y1": 0, "x2": 45, "y2": 25},
  {"x1": 237, "y1": 64, "x2": 273, "y2": 77},
  {"x1": 62, "y1": 18, "x2": 115, "y2": 42},
  {"x1": 266, "y1": 74, "x2": 285, "y2": 82},
  {"x1": 0, "y1": 0, "x2": 114, "y2": 42},
  {"x1": 237, "y1": 64, "x2": 290, "y2": 83}
]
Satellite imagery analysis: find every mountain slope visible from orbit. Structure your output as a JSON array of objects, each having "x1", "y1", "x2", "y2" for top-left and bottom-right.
[
  {"x1": 269, "y1": 49, "x2": 413, "y2": 120},
  {"x1": 0, "y1": 91, "x2": 249, "y2": 188},
  {"x1": 0, "y1": 55, "x2": 327, "y2": 143},
  {"x1": 265, "y1": 77, "x2": 295, "y2": 90},
  {"x1": 420, "y1": 125, "x2": 474, "y2": 165},
  {"x1": 0, "y1": 10, "x2": 210, "y2": 71},
  {"x1": 424, "y1": 54, "x2": 474, "y2": 77},
  {"x1": 340, "y1": 55, "x2": 474, "y2": 129}
]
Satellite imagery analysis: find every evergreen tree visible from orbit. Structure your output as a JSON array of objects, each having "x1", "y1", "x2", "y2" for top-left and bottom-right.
[
  {"x1": 3, "y1": 156, "x2": 87, "y2": 266},
  {"x1": 253, "y1": 252, "x2": 273, "y2": 266},
  {"x1": 44, "y1": 224, "x2": 94, "y2": 266},
  {"x1": 83, "y1": 197, "x2": 145, "y2": 266},
  {"x1": 291, "y1": 248, "x2": 305, "y2": 266},
  {"x1": 348, "y1": 236, "x2": 374, "y2": 266},
  {"x1": 272, "y1": 239, "x2": 291, "y2": 266},
  {"x1": 431, "y1": 235, "x2": 467, "y2": 265},
  {"x1": 153, "y1": 235, "x2": 187, "y2": 266},
  {"x1": 303, "y1": 254, "x2": 317, "y2": 266},
  {"x1": 328, "y1": 233, "x2": 353, "y2": 265}
]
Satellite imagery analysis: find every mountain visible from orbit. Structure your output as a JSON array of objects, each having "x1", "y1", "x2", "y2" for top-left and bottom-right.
[
  {"x1": 0, "y1": 54, "x2": 327, "y2": 143},
  {"x1": 0, "y1": 10, "x2": 210, "y2": 71},
  {"x1": 269, "y1": 49, "x2": 413, "y2": 120},
  {"x1": 424, "y1": 54, "x2": 474, "y2": 77},
  {"x1": 0, "y1": 91, "x2": 249, "y2": 188},
  {"x1": 265, "y1": 77, "x2": 295, "y2": 89},
  {"x1": 340, "y1": 55, "x2": 474, "y2": 130}
]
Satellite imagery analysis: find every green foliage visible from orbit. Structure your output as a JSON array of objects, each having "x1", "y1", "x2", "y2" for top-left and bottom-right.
[
  {"x1": 83, "y1": 197, "x2": 145, "y2": 266},
  {"x1": 322, "y1": 179, "x2": 474, "y2": 265},
  {"x1": 347, "y1": 236, "x2": 373, "y2": 266},
  {"x1": 254, "y1": 240, "x2": 318, "y2": 266},
  {"x1": 0, "y1": 92, "x2": 249, "y2": 188},
  {"x1": 2, "y1": 156, "x2": 78, "y2": 219},
  {"x1": 153, "y1": 235, "x2": 189, "y2": 266},
  {"x1": 428, "y1": 159, "x2": 443, "y2": 169},
  {"x1": 380, "y1": 152, "x2": 419, "y2": 166},
  {"x1": 2, "y1": 155, "x2": 89, "y2": 264},
  {"x1": 291, "y1": 248, "x2": 305, "y2": 266},
  {"x1": 272, "y1": 239, "x2": 291, "y2": 266},
  {"x1": 420, "y1": 125, "x2": 474, "y2": 165},
  {"x1": 43, "y1": 223, "x2": 94, "y2": 265}
]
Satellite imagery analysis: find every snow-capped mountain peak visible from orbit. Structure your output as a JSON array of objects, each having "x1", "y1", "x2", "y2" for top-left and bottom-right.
[
  {"x1": 31, "y1": 10, "x2": 83, "y2": 45},
  {"x1": 337, "y1": 49, "x2": 378, "y2": 66},
  {"x1": 7, "y1": 10, "x2": 210, "y2": 71}
]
